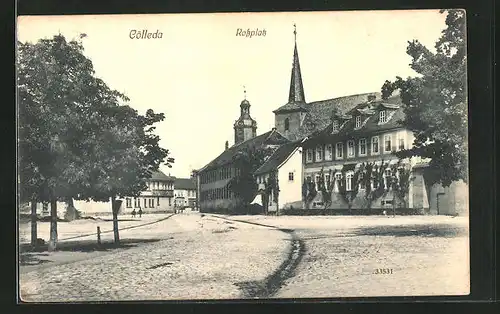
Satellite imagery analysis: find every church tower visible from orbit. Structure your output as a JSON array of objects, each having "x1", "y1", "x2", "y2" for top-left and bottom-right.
[
  {"x1": 233, "y1": 87, "x2": 257, "y2": 145},
  {"x1": 273, "y1": 24, "x2": 308, "y2": 139}
]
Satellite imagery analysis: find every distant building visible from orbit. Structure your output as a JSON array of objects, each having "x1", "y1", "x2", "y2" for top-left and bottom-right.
[
  {"x1": 124, "y1": 170, "x2": 176, "y2": 213},
  {"x1": 174, "y1": 178, "x2": 197, "y2": 208},
  {"x1": 28, "y1": 170, "x2": 176, "y2": 218}
]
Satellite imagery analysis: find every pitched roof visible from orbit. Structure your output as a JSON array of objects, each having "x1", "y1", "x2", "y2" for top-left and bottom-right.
[
  {"x1": 254, "y1": 140, "x2": 302, "y2": 175},
  {"x1": 149, "y1": 170, "x2": 176, "y2": 182},
  {"x1": 174, "y1": 178, "x2": 196, "y2": 190},
  {"x1": 199, "y1": 129, "x2": 290, "y2": 172},
  {"x1": 305, "y1": 96, "x2": 405, "y2": 144}
]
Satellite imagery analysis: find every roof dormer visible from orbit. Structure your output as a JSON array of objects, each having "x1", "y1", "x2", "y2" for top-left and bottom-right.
[
  {"x1": 331, "y1": 112, "x2": 351, "y2": 133},
  {"x1": 354, "y1": 107, "x2": 375, "y2": 129},
  {"x1": 377, "y1": 103, "x2": 400, "y2": 125}
]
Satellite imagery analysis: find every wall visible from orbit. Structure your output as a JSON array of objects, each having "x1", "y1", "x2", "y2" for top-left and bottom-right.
[
  {"x1": 174, "y1": 189, "x2": 197, "y2": 207},
  {"x1": 428, "y1": 180, "x2": 468, "y2": 215},
  {"x1": 275, "y1": 112, "x2": 303, "y2": 138},
  {"x1": 409, "y1": 169, "x2": 429, "y2": 211},
  {"x1": 277, "y1": 148, "x2": 303, "y2": 209},
  {"x1": 304, "y1": 129, "x2": 413, "y2": 168},
  {"x1": 27, "y1": 195, "x2": 175, "y2": 219}
]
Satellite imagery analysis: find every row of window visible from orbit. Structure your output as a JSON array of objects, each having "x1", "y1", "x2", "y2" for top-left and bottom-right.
[
  {"x1": 147, "y1": 181, "x2": 174, "y2": 191},
  {"x1": 306, "y1": 168, "x2": 398, "y2": 192},
  {"x1": 200, "y1": 186, "x2": 235, "y2": 201},
  {"x1": 306, "y1": 135, "x2": 405, "y2": 163},
  {"x1": 332, "y1": 110, "x2": 389, "y2": 132},
  {"x1": 175, "y1": 190, "x2": 196, "y2": 197},
  {"x1": 126, "y1": 197, "x2": 172, "y2": 208},
  {"x1": 200, "y1": 166, "x2": 237, "y2": 184}
]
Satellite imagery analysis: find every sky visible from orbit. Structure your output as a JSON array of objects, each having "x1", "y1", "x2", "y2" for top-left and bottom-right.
[{"x1": 17, "y1": 10, "x2": 448, "y2": 178}]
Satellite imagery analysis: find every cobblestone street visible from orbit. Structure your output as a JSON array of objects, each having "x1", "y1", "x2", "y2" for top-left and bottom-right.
[
  {"x1": 19, "y1": 213, "x2": 469, "y2": 301},
  {"x1": 20, "y1": 213, "x2": 291, "y2": 301}
]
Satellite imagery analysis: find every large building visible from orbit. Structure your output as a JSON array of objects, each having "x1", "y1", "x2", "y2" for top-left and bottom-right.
[
  {"x1": 300, "y1": 97, "x2": 468, "y2": 215},
  {"x1": 197, "y1": 127, "x2": 289, "y2": 213},
  {"x1": 196, "y1": 25, "x2": 468, "y2": 215}
]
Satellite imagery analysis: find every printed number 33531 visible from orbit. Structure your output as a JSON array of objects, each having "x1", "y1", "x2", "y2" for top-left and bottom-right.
[{"x1": 374, "y1": 268, "x2": 393, "y2": 274}]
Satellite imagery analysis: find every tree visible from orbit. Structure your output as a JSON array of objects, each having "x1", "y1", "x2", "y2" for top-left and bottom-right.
[
  {"x1": 389, "y1": 162, "x2": 413, "y2": 216},
  {"x1": 227, "y1": 146, "x2": 275, "y2": 213},
  {"x1": 359, "y1": 162, "x2": 374, "y2": 210},
  {"x1": 304, "y1": 179, "x2": 317, "y2": 209},
  {"x1": 317, "y1": 167, "x2": 334, "y2": 209},
  {"x1": 381, "y1": 9, "x2": 467, "y2": 187},
  {"x1": 338, "y1": 170, "x2": 361, "y2": 212},
  {"x1": 18, "y1": 34, "x2": 174, "y2": 248},
  {"x1": 17, "y1": 34, "x2": 100, "y2": 250},
  {"x1": 82, "y1": 105, "x2": 173, "y2": 244}
]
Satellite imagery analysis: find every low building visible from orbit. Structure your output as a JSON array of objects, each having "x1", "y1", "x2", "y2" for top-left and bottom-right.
[
  {"x1": 174, "y1": 178, "x2": 197, "y2": 208},
  {"x1": 253, "y1": 139, "x2": 305, "y2": 212},
  {"x1": 27, "y1": 170, "x2": 176, "y2": 218},
  {"x1": 124, "y1": 170, "x2": 176, "y2": 214}
]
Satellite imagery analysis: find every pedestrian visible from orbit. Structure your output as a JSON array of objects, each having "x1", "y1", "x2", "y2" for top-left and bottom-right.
[
  {"x1": 131, "y1": 209, "x2": 136, "y2": 218},
  {"x1": 138, "y1": 208, "x2": 143, "y2": 218}
]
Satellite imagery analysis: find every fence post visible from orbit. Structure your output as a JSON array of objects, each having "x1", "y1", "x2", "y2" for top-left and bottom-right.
[{"x1": 97, "y1": 226, "x2": 101, "y2": 246}]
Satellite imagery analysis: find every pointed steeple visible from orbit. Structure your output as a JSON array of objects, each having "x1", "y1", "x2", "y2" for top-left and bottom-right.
[{"x1": 288, "y1": 24, "x2": 306, "y2": 103}]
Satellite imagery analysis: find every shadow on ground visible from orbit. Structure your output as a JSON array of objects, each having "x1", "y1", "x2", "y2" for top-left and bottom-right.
[
  {"x1": 20, "y1": 238, "x2": 163, "y2": 256},
  {"x1": 350, "y1": 224, "x2": 468, "y2": 238}
]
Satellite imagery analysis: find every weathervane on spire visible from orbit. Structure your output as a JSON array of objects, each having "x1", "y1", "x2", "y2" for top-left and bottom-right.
[
  {"x1": 243, "y1": 85, "x2": 246, "y2": 99},
  {"x1": 293, "y1": 23, "x2": 297, "y2": 41}
]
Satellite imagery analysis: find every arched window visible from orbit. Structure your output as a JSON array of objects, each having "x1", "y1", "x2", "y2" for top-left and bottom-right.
[
  {"x1": 346, "y1": 171, "x2": 354, "y2": 191},
  {"x1": 284, "y1": 118, "x2": 290, "y2": 131}
]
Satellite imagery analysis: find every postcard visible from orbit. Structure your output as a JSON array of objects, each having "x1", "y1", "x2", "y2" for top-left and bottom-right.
[{"x1": 17, "y1": 9, "x2": 469, "y2": 301}]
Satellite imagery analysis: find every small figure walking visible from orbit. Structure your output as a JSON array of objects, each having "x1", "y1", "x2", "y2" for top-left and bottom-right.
[
  {"x1": 131, "y1": 209, "x2": 136, "y2": 218},
  {"x1": 138, "y1": 208, "x2": 143, "y2": 218}
]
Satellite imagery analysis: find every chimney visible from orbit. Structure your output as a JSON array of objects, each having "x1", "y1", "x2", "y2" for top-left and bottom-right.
[
  {"x1": 225, "y1": 140, "x2": 229, "y2": 150},
  {"x1": 367, "y1": 94, "x2": 376, "y2": 102}
]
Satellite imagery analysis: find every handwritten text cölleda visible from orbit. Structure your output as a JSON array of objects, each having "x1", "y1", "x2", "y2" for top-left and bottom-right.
[
  {"x1": 236, "y1": 28, "x2": 267, "y2": 38},
  {"x1": 129, "y1": 30, "x2": 163, "y2": 39}
]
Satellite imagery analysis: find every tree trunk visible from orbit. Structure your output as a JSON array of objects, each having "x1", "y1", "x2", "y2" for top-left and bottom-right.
[
  {"x1": 392, "y1": 193, "x2": 396, "y2": 217},
  {"x1": 64, "y1": 197, "x2": 79, "y2": 221},
  {"x1": 30, "y1": 199, "x2": 37, "y2": 247},
  {"x1": 48, "y1": 199, "x2": 58, "y2": 251},
  {"x1": 111, "y1": 196, "x2": 120, "y2": 244}
]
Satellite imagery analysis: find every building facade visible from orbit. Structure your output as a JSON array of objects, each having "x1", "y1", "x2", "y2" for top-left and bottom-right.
[
  {"x1": 197, "y1": 128, "x2": 289, "y2": 213},
  {"x1": 300, "y1": 98, "x2": 468, "y2": 215},
  {"x1": 124, "y1": 171, "x2": 176, "y2": 214},
  {"x1": 28, "y1": 170, "x2": 177, "y2": 218},
  {"x1": 253, "y1": 140, "x2": 305, "y2": 212},
  {"x1": 174, "y1": 178, "x2": 197, "y2": 208}
]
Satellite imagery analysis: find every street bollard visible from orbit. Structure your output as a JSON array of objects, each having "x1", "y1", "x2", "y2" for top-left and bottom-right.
[{"x1": 97, "y1": 226, "x2": 101, "y2": 246}]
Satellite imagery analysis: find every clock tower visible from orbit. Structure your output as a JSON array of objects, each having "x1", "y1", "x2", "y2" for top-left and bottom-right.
[{"x1": 233, "y1": 87, "x2": 257, "y2": 145}]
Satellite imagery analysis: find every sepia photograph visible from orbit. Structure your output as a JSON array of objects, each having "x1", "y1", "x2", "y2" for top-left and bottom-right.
[{"x1": 17, "y1": 9, "x2": 469, "y2": 302}]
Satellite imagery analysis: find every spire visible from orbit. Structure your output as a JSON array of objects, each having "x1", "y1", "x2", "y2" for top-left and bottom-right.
[
  {"x1": 289, "y1": 23, "x2": 306, "y2": 103},
  {"x1": 243, "y1": 85, "x2": 246, "y2": 100}
]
